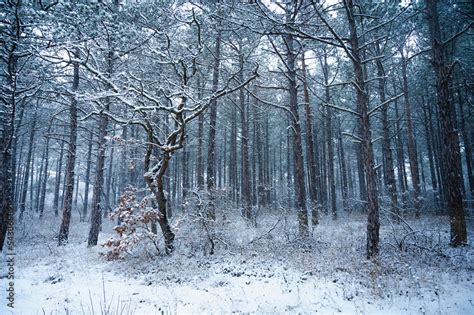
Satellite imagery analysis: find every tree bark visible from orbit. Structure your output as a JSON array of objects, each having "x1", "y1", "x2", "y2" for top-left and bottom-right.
[
  {"x1": 229, "y1": 98, "x2": 238, "y2": 202},
  {"x1": 393, "y1": 98, "x2": 408, "y2": 198},
  {"x1": 322, "y1": 52, "x2": 337, "y2": 219},
  {"x1": 196, "y1": 76, "x2": 205, "y2": 190},
  {"x1": 337, "y1": 116, "x2": 348, "y2": 211},
  {"x1": 39, "y1": 126, "x2": 52, "y2": 217},
  {"x1": 88, "y1": 32, "x2": 115, "y2": 245},
  {"x1": 284, "y1": 3, "x2": 308, "y2": 236},
  {"x1": 458, "y1": 90, "x2": 474, "y2": 197},
  {"x1": 53, "y1": 140, "x2": 65, "y2": 216},
  {"x1": 58, "y1": 52, "x2": 79, "y2": 245},
  {"x1": 88, "y1": 113, "x2": 108, "y2": 246},
  {"x1": 18, "y1": 113, "x2": 36, "y2": 221},
  {"x1": 375, "y1": 45, "x2": 398, "y2": 219},
  {"x1": 426, "y1": 0, "x2": 467, "y2": 246},
  {"x1": 301, "y1": 53, "x2": 319, "y2": 224},
  {"x1": 82, "y1": 131, "x2": 94, "y2": 221},
  {"x1": 0, "y1": 0, "x2": 21, "y2": 251},
  {"x1": 422, "y1": 99, "x2": 438, "y2": 192},
  {"x1": 239, "y1": 54, "x2": 252, "y2": 220},
  {"x1": 206, "y1": 32, "x2": 221, "y2": 221},
  {"x1": 400, "y1": 52, "x2": 422, "y2": 215},
  {"x1": 345, "y1": 0, "x2": 380, "y2": 258}
]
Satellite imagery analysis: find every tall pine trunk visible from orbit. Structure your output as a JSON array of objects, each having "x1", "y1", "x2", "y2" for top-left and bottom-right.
[
  {"x1": 400, "y1": 52, "x2": 421, "y2": 215},
  {"x1": 345, "y1": 0, "x2": 380, "y2": 258},
  {"x1": 38, "y1": 125, "x2": 52, "y2": 217},
  {"x1": 322, "y1": 53, "x2": 337, "y2": 219},
  {"x1": 82, "y1": 131, "x2": 94, "y2": 221},
  {"x1": 18, "y1": 113, "x2": 36, "y2": 221},
  {"x1": 196, "y1": 76, "x2": 205, "y2": 190},
  {"x1": 426, "y1": 0, "x2": 467, "y2": 246},
  {"x1": 375, "y1": 46, "x2": 398, "y2": 219},
  {"x1": 206, "y1": 32, "x2": 221, "y2": 221},
  {"x1": 302, "y1": 53, "x2": 319, "y2": 224},
  {"x1": 58, "y1": 52, "x2": 79, "y2": 245},
  {"x1": 284, "y1": 4, "x2": 308, "y2": 236},
  {"x1": 239, "y1": 53, "x2": 252, "y2": 220}
]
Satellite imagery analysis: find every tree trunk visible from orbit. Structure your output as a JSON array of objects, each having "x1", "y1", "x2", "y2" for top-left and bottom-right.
[
  {"x1": 322, "y1": 53, "x2": 337, "y2": 219},
  {"x1": 29, "y1": 142, "x2": 35, "y2": 210},
  {"x1": 88, "y1": 34, "x2": 115, "y2": 245},
  {"x1": 394, "y1": 98, "x2": 408, "y2": 198},
  {"x1": 182, "y1": 142, "x2": 189, "y2": 202},
  {"x1": 239, "y1": 54, "x2": 252, "y2": 220},
  {"x1": 104, "y1": 143, "x2": 114, "y2": 218},
  {"x1": 58, "y1": 52, "x2": 79, "y2": 245},
  {"x1": 284, "y1": 4, "x2": 308, "y2": 237},
  {"x1": 39, "y1": 126, "x2": 52, "y2": 218},
  {"x1": 0, "y1": 0, "x2": 20, "y2": 250},
  {"x1": 196, "y1": 76, "x2": 205, "y2": 190},
  {"x1": 375, "y1": 46, "x2": 398, "y2": 219},
  {"x1": 422, "y1": 99, "x2": 438, "y2": 193},
  {"x1": 73, "y1": 161, "x2": 80, "y2": 209},
  {"x1": 82, "y1": 131, "x2": 94, "y2": 221},
  {"x1": 88, "y1": 113, "x2": 108, "y2": 246},
  {"x1": 144, "y1": 152, "x2": 175, "y2": 254},
  {"x1": 35, "y1": 143, "x2": 46, "y2": 213},
  {"x1": 401, "y1": 53, "x2": 422, "y2": 216},
  {"x1": 229, "y1": 99, "x2": 238, "y2": 202},
  {"x1": 458, "y1": 90, "x2": 474, "y2": 197},
  {"x1": 426, "y1": 0, "x2": 467, "y2": 246},
  {"x1": 337, "y1": 116, "x2": 348, "y2": 211},
  {"x1": 53, "y1": 140, "x2": 65, "y2": 216},
  {"x1": 206, "y1": 32, "x2": 221, "y2": 221},
  {"x1": 255, "y1": 96, "x2": 264, "y2": 209},
  {"x1": 118, "y1": 126, "x2": 128, "y2": 195},
  {"x1": 301, "y1": 53, "x2": 319, "y2": 224},
  {"x1": 345, "y1": 0, "x2": 380, "y2": 258},
  {"x1": 18, "y1": 113, "x2": 37, "y2": 221}
]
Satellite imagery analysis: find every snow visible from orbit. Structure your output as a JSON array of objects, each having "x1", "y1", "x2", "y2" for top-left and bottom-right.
[{"x1": 2, "y1": 211, "x2": 473, "y2": 314}]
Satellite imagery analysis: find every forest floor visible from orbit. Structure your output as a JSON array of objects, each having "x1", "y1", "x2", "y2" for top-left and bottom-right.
[{"x1": 2, "y1": 208, "x2": 474, "y2": 314}]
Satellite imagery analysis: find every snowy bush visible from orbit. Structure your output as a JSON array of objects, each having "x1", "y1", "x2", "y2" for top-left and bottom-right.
[{"x1": 102, "y1": 187, "x2": 162, "y2": 260}]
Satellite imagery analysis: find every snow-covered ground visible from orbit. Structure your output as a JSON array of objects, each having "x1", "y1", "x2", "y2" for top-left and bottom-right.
[{"x1": 2, "y1": 210, "x2": 473, "y2": 314}]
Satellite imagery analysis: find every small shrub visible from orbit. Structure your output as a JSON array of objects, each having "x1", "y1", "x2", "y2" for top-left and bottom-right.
[{"x1": 102, "y1": 187, "x2": 162, "y2": 260}]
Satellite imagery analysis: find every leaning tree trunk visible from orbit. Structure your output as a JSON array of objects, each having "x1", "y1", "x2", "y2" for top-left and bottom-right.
[
  {"x1": 144, "y1": 152, "x2": 175, "y2": 254},
  {"x1": 426, "y1": 0, "x2": 467, "y2": 246},
  {"x1": 58, "y1": 53, "x2": 79, "y2": 245}
]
